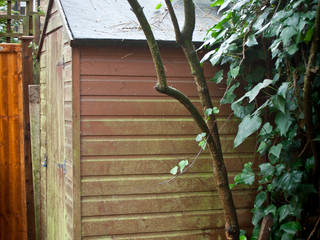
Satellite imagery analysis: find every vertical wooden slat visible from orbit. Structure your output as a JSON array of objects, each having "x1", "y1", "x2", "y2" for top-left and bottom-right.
[
  {"x1": 72, "y1": 47, "x2": 81, "y2": 240},
  {"x1": 21, "y1": 36, "x2": 36, "y2": 240},
  {"x1": 0, "y1": 44, "x2": 27, "y2": 240},
  {"x1": 29, "y1": 85, "x2": 41, "y2": 240}
]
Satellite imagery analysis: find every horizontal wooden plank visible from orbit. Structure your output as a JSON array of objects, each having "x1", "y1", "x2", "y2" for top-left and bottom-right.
[
  {"x1": 80, "y1": 47, "x2": 215, "y2": 78},
  {"x1": 80, "y1": 97, "x2": 231, "y2": 116},
  {"x1": 80, "y1": 136, "x2": 256, "y2": 156},
  {"x1": 80, "y1": 153, "x2": 255, "y2": 176},
  {"x1": 80, "y1": 117, "x2": 238, "y2": 136},
  {"x1": 80, "y1": 76, "x2": 226, "y2": 97},
  {"x1": 81, "y1": 190, "x2": 255, "y2": 216},
  {"x1": 81, "y1": 173, "x2": 252, "y2": 196},
  {"x1": 82, "y1": 229, "x2": 226, "y2": 240},
  {"x1": 81, "y1": 209, "x2": 251, "y2": 236}
]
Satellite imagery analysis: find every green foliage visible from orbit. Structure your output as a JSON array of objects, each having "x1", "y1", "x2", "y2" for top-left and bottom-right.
[
  {"x1": 204, "y1": 0, "x2": 319, "y2": 238},
  {"x1": 170, "y1": 160, "x2": 189, "y2": 175}
]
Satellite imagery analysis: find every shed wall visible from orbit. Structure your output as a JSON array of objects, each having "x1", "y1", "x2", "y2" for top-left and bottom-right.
[
  {"x1": 79, "y1": 45, "x2": 255, "y2": 239},
  {"x1": 39, "y1": 1, "x2": 73, "y2": 239}
]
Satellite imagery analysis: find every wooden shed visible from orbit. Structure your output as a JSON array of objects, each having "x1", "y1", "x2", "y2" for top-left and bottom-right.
[{"x1": 38, "y1": 0, "x2": 256, "y2": 239}]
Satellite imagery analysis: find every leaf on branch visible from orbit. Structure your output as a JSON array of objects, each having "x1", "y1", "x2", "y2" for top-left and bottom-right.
[
  {"x1": 246, "y1": 34, "x2": 258, "y2": 47},
  {"x1": 269, "y1": 143, "x2": 283, "y2": 159},
  {"x1": 254, "y1": 191, "x2": 267, "y2": 208},
  {"x1": 178, "y1": 160, "x2": 189, "y2": 173},
  {"x1": 195, "y1": 132, "x2": 206, "y2": 142},
  {"x1": 170, "y1": 166, "x2": 178, "y2": 175},
  {"x1": 234, "y1": 114, "x2": 262, "y2": 148},
  {"x1": 275, "y1": 112, "x2": 293, "y2": 136},
  {"x1": 230, "y1": 66, "x2": 240, "y2": 79},
  {"x1": 280, "y1": 26, "x2": 297, "y2": 46},
  {"x1": 278, "y1": 204, "x2": 295, "y2": 222},
  {"x1": 280, "y1": 221, "x2": 301, "y2": 235},
  {"x1": 210, "y1": 69, "x2": 224, "y2": 83},
  {"x1": 155, "y1": 3, "x2": 162, "y2": 10}
]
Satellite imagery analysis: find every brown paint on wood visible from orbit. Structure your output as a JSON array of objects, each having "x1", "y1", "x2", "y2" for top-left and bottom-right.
[
  {"x1": 80, "y1": 97, "x2": 232, "y2": 116},
  {"x1": 77, "y1": 44, "x2": 256, "y2": 238},
  {"x1": 80, "y1": 46, "x2": 215, "y2": 78},
  {"x1": 81, "y1": 209, "x2": 251, "y2": 236},
  {"x1": 0, "y1": 44, "x2": 28, "y2": 240},
  {"x1": 80, "y1": 136, "x2": 255, "y2": 156},
  {"x1": 80, "y1": 153, "x2": 254, "y2": 176},
  {"x1": 80, "y1": 76, "x2": 226, "y2": 98},
  {"x1": 80, "y1": 173, "x2": 253, "y2": 196},
  {"x1": 80, "y1": 117, "x2": 239, "y2": 136},
  {"x1": 81, "y1": 190, "x2": 255, "y2": 216}
]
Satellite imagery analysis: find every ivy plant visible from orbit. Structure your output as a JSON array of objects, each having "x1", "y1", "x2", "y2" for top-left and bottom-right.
[{"x1": 203, "y1": 0, "x2": 320, "y2": 239}]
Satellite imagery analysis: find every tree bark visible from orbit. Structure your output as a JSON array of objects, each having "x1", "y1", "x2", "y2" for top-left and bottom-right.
[{"x1": 127, "y1": 0, "x2": 240, "y2": 239}]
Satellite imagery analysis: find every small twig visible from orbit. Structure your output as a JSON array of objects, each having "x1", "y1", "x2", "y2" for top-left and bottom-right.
[{"x1": 307, "y1": 216, "x2": 320, "y2": 240}]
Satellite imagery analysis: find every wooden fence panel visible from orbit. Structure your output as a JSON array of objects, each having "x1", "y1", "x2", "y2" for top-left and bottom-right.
[{"x1": 0, "y1": 44, "x2": 27, "y2": 240}]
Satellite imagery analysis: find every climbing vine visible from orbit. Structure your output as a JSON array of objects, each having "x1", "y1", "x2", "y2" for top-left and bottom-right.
[{"x1": 202, "y1": 0, "x2": 320, "y2": 239}]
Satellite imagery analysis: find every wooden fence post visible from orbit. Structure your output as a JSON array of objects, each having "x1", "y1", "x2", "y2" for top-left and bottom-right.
[
  {"x1": 21, "y1": 36, "x2": 36, "y2": 240},
  {"x1": 29, "y1": 85, "x2": 40, "y2": 240}
]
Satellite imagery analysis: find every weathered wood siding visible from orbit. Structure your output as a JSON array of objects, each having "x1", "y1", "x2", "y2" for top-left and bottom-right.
[
  {"x1": 0, "y1": 44, "x2": 28, "y2": 240},
  {"x1": 39, "y1": 1, "x2": 73, "y2": 239},
  {"x1": 79, "y1": 46, "x2": 255, "y2": 239}
]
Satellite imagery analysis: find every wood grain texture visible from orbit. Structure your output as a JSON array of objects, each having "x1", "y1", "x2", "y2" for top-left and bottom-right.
[
  {"x1": 72, "y1": 47, "x2": 81, "y2": 240},
  {"x1": 81, "y1": 209, "x2": 251, "y2": 237},
  {"x1": 0, "y1": 44, "x2": 28, "y2": 240},
  {"x1": 79, "y1": 45, "x2": 256, "y2": 238}
]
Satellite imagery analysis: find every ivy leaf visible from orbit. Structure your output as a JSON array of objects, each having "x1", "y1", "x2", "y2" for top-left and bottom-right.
[
  {"x1": 252, "y1": 208, "x2": 264, "y2": 225},
  {"x1": 218, "y1": 0, "x2": 231, "y2": 13},
  {"x1": 155, "y1": 3, "x2": 162, "y2": 10},
  {"x1": 287, "y1": 44, "x2": 298, "y2": 55},
  {"x1": 196, "y1": 132, "x2": 206, "y2": 142},
  {"x1": 269, "y1": 143, "x2": 283, "y2": 159},
  {"x1": 246, "y1": 34, "x2": 258, "y2": 47},
  {"x1": 178, "y1": 160, "x2": 189, "y2": 173},
  {"x1": 212, "y1": 107, "x2": 219, "y2": 114},
  {"x1": 210, "y1": 0, "x2": 224, "y2": 7},
  {"x1": 259, "y1": 163, "x2": 275, "y2": 179},
  {"x1": 272, "y1": 95, "x2": 286, "y2": 113},
  {"x1": 230, "y1": 66, "x2": 240, "y2": 79},
  {"x1": 264, "y1": 204, "x2": 277, "y2": 216},
  {"x1": 277, "y1": 82, "x2": 290, "y2": 98},
  {"x1": 221, "y1": 82, "x2": 240, "y2": 104},
  {"x1": 304, "y1": 25, "x2": 314, "y2": 43},
  {"x1": 257, "y1": 141, "x2": 269, "y2": 154},
  {"x1": 211, "y1": 69, "x2": 224, "y2": 83},
  {"x1": 280, "y1": 221, "x2": 301, "y2": 235},
  {"x1": 275, "y1": 112, "x2": 293, "y2": 136},
  {"x1": 170, "y1": 166, "x2": 178, "y2": 175},
  {"x1": 254, "y1": 191, "x2": 267, "y2": 208},
  {"x1": 280, "y1": 26, "x2": 297, "y2": 46},
  {"x1": 278, "y1": 204, "x2": 295, "y2": 222},
  {"x1": 234, "y1": 114, "x2": 262, "y2": 148},
  {"x1": 248, "y1": 79, "x2": 273, "y2": 102},
  {"x1": 199, "y1": 140, "x2": 207, "y2": 150},
  {"x1": 259, "y1": 122, "x2": 273, "y2": 136},
  {"x1": 205, "y1": 108, "x2": 213, "y2": 116}
]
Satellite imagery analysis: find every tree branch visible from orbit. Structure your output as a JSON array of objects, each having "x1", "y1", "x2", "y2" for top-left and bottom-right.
[
  {"x1": 127, "y1": 1, "x2": 240, "y2": 239},
  {"x1": 164, "y1": 0, "x2": 182, "y2": 43},
  {"x1": 181, "y1": 0, "x2": 195, "y2": 40},
  {"x1": 127, "y1": 0, "x2": 167, "y2": 89}
]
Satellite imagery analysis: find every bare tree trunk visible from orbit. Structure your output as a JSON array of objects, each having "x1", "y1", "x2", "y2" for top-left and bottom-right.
[{"x1": 127, "y1": 0, "x2": 240, "y2": 239}]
